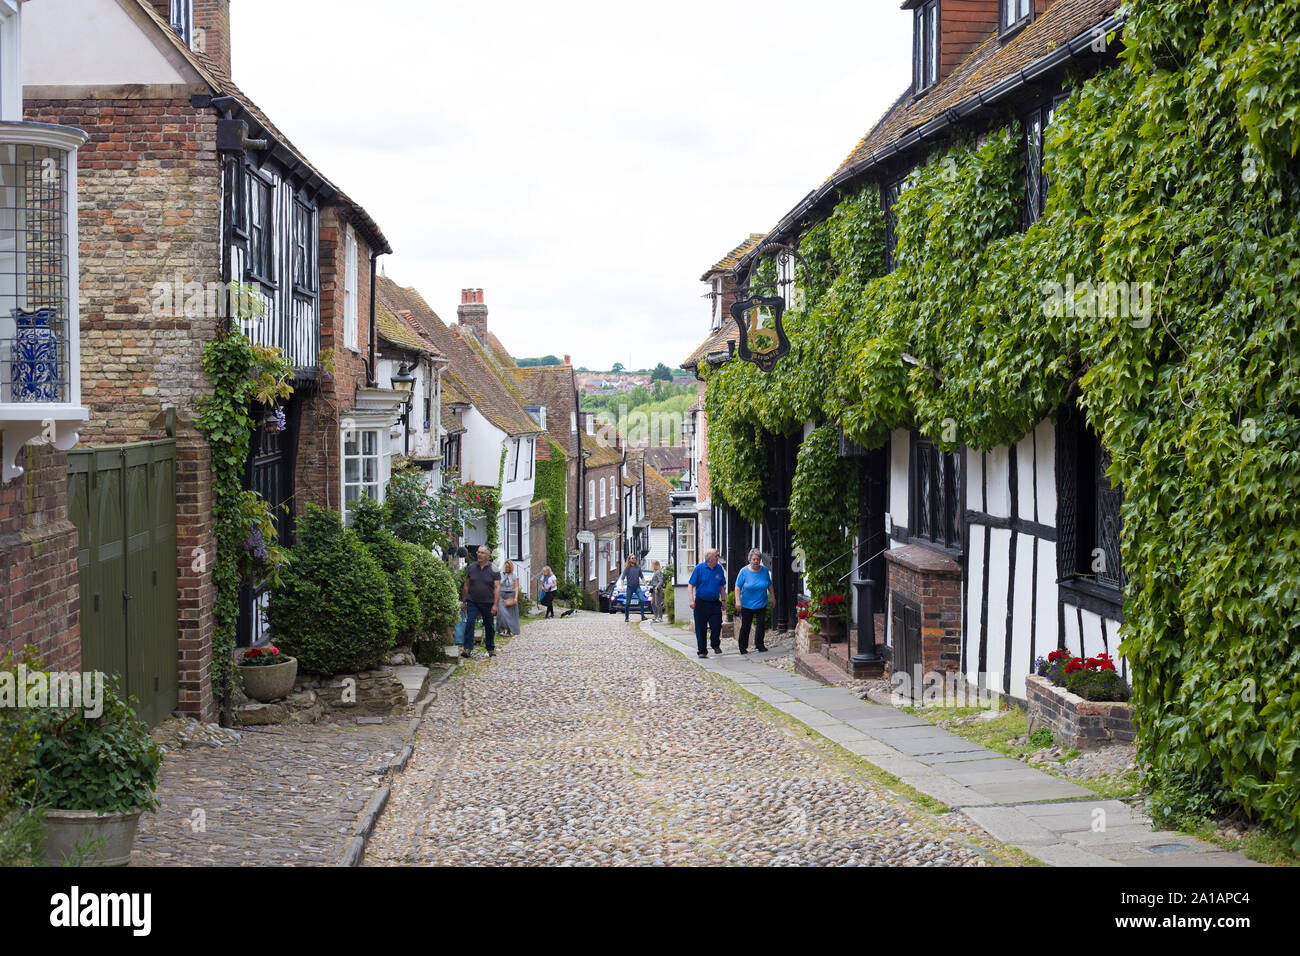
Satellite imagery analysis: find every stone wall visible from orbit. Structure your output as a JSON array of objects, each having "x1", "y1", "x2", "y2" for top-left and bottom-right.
[{"x1": 1025, "y1": 674, "x2": 1135, "y2": 750}]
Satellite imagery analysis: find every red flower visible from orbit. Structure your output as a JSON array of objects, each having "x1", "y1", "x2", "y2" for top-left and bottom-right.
[
  {"x1": 1047, "y1": 649, "x2": 1064, "y2": 662},
  {"x1": 1063, "y1": 657, "x2": 1085, "y2": 674},
  {"x1": 270, "y1": 647, "x2": 280, "y2": 655}
]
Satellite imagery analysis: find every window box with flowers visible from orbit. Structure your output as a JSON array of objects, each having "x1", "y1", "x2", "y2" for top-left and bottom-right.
[
  {"x1": 1026, "y1": 650, "x2": 1134, "y2": 750},
  {"x1": 799, "y1": 593, "x2": 848, "y2": 643},
  {"x1": 238, "y1": 644, "x2": 298, "y2": 703}
]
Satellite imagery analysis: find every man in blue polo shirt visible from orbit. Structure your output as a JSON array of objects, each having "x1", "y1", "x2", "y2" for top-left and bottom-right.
[{"x1": 688, "y1": 549, "x2": 727, "y2": 658}]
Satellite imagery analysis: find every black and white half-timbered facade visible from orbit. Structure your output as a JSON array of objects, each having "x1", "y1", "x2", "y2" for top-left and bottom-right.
[{"x1": 699, "y1": 0, "x2": 1127, "y2": 700}]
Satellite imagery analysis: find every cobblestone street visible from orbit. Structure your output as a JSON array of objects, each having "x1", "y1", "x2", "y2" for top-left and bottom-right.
[{"x1": 365, "y1": 615, "x2": 1010, "y2": 866}]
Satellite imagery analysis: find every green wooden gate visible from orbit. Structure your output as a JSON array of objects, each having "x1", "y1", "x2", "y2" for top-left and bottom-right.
[{"x1": 67, "y1": 440, "x2": 179, "y2": 727}]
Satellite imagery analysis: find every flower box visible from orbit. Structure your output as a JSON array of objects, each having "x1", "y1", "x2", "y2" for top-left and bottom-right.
[{"x1": 1025, "y1": 674, "x2": 1135, "y2": 751}]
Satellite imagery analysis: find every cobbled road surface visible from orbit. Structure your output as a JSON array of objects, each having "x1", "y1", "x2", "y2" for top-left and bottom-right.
[{"x1": 365, "y1": 615, "x2": 1003, "y2": 866}]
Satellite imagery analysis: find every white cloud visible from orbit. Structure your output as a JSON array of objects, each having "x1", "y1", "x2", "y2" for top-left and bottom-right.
[{"x1": 233, "y1": 0, "x2": 912, "y2": 369}]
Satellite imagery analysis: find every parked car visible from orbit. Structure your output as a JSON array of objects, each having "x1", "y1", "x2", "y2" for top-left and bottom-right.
[{"x1": 608, "y1": 575, "x2": 651, "y2": 614}]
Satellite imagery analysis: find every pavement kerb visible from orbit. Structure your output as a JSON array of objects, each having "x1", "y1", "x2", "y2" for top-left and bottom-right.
[{"x1": 339, "y1": 658, "x2": 460, "y2": 867}]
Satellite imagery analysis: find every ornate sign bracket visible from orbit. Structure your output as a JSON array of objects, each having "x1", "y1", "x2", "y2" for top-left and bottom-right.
[{"x1": 728, "y1": 241, "x2": 803, "y2": 373}]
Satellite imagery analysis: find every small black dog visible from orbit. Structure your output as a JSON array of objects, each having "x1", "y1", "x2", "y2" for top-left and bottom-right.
[{"x1": 559, "y1": 608, "x2": 578, "y2": 618}]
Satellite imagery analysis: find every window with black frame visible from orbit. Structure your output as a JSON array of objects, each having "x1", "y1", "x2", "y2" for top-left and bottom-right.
[
  {"x1": 1056, "y1": 404, "x2": 1126, "y2": 600},
  {"x1": 883, "y1": 178, "x2": 905, "y2": 272},
  {"x1": 292, "y1": 200, "x2": 314, "y2": 292},
  {"x1": 913, "y1": 0, "x2": 939, "y2": 94},
  {"x1": 1024, "y1": 102, "x2": 1056, "y2": 227},
  {"x1": 247, "y1": 172, "x2": 274, "y2": 284},
  {"x1": 911, "y1": 432, "x2": 963, "y2": 551}
]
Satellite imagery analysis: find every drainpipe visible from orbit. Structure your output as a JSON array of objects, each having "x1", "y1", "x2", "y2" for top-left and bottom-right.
[{"x1": 367, "y1": 252, "x2": 379, "y2": 387}]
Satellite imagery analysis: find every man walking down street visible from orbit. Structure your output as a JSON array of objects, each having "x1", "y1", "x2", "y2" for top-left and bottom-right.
[
  {"x1": 461, "y1": 545, "x2": 501, "y2": 659},
  {"x1": 688, "y1": 549, "x2": 727, "y2": 659},
  {"x1": 734, "y1": 548, "x2": 774, "y2": 655}
]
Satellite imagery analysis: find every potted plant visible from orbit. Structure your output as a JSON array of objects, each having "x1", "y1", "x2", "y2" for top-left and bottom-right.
[
  {"x1": 812, "y1": 593, "x2": 848, "y2": 643},
  {"x1": 28, "y1": 674, "x2": 161, "y2": 867},
  {"x1": 238, "y1": 644, "x2": 298, "y2": 702}
]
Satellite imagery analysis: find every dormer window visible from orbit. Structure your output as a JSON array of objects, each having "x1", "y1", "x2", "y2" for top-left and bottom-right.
[
  {"x1": 913, "y1": 0, "x2": 939, "y2": 94},
  {"x1": 170, "y1": 0, "x2": 194, "y2": 46},
  {"x1": 1001, "y1": 0, "x2": 1033, "y2": 36}
]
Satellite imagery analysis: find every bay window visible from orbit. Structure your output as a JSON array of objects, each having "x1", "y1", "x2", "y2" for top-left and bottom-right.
[{"x1": 343, "y1": 426, "x2": 388, "y2": 523}]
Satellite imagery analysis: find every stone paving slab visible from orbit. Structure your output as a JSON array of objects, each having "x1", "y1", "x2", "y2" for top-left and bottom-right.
[{"x1": 637, "y1": 620, "x2": 1260, "y2": 868}]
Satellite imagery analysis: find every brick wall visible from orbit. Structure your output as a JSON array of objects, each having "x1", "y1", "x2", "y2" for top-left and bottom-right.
[
  {"x1": 1026, "y1": 674, "x2": 1135, "y2": 750},
  {"x1": 24, "y1": 98, "x2": 222, "y2": 444},
  {"x1": 0, "y1": 444, "x2": 81, "y2": 672},
  {"x1": 296, "y1": 206, "x2": 374, "y2": 514},
  {"x1": 885, "y1": 544, "x2": 963, "y2": 676},
  {"x1": 23, "y1": 96, "x2": 222, "y2": 720}
]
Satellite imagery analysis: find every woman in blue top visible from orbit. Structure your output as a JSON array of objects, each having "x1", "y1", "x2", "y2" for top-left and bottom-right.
[{"x1": 734, "y1": 548, "x2": 775, "y2": 654}]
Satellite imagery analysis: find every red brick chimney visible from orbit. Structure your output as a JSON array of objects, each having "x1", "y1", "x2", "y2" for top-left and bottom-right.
[
  {"x1": 457, "y1": 288, "x2": 488, "y2": 343},
  {"x1": 150, "y1": 1, "x2": 232, "y2": 78},
  {"x1": 564, "y1": 354, "x2": 571, "y2": 366}
]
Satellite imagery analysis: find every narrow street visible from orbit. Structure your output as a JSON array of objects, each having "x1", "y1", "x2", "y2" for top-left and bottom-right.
[{"x1": 364, "y1": 615, "x2": 1005, "y2": 866}]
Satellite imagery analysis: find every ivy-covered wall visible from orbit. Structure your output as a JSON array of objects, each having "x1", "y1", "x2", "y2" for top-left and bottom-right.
[
  {"x1": 703, "y1": 1, "x2": 1300, "y2": 844},
  {"x1": 533, "y1": 438, "x2": 570, "y2": 583}
]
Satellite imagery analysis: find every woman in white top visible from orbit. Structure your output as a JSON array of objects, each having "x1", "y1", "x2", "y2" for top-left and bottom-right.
[{"x1": 540, "y1": 565, "x2": 558, "y2": 619}]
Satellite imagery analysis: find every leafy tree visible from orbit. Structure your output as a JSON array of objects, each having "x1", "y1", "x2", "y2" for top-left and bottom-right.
[
  {"x1": 611, "y1": 362, "x2": 625, "y2": 373},
  {"x1": 651, "y1": 362, "x2": 672, "y2": 382}
]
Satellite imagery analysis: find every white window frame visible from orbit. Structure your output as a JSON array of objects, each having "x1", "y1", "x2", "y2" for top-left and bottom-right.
[
  {"x1": 589, "y1": 479, "x2": 596, "y2": 516},
  {"x1": 342, "y1": 426, "x2": 388, "y2": 524},
  {"x1": 507, "y1": 509, "x2": 523, "y2": 561},
  {"x1": 677, "y1": 517, "x2": 697, "y2": 582},
  {"x1": 508, "y1": 438, "x2": 520, "y2": 482},
  {"x1": 600, "y1": 477, "x2": 607, "y2": 517},
  {"x1": 525, "y1": 438, "x2": 534, "y2": 480},
  {"x1": 343, "y1": 225, "x2": 358, "y2": 350}
]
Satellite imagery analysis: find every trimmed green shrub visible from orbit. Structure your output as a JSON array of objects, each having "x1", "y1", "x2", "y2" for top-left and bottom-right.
[
  {"x1": 1064, "y1": 667, "x2": 1132, "y2": 703},
  {"x1": 400, "y1": 541, "x2": 460, "y2": 639},
  {"x1": 268, "y1": 504, "x2": 395, "y2": 675},
  {"x1": 351, "y1": 497, "x2": 422, "y2": 644}
]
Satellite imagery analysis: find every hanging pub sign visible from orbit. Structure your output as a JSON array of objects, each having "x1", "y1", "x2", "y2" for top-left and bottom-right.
[
  {"x1": 729, "y1": 241, "x2": 800, "y2": 372},
  {"x1": 729, "y1": 294, "x2": 789, "y2": 372}
]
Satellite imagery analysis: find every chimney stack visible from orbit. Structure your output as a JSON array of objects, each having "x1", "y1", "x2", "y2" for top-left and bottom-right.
[
  {"x1": 564, "y1": 354, "x2": 571, "y2": 366},
  {"x1": 151, "y1": 1, "x2": 233, "y2": 78},
  {"x1": 457, "y1": 288, "x2": 488, "y2": 343}
]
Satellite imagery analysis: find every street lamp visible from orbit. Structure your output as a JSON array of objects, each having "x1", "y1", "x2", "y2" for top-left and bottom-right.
[{"x1": 391, "y1": 362, "x2": 415, "y2": 456}]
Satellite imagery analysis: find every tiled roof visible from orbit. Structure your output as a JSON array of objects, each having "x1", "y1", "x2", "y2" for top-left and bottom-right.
[
  {"x1": 737, "y1": 0, "x2": 1124, "y2": 271},
  {"x1": 700, "y1": 233, "x2": 768, "y2": 281},
  {"x1": 833, "y1": 0, "x2": 1123, "y2": 177},
  {"x1": 581, "y1": 432, "x2": 622, "y2": 468},
  {"x1": 129, "y1": 1, "x2": 392, "y2": 255},
  {"x1": 644, "y1": 467, "x2": 674, "y2": 525},
  {"x1": 377, "y1": 304, "x2": 436, "y2": 356},
  {"x1": 377, "y1": 275, "x2": 543, "y2": 439},
  {"x1": 643, "y1": 445, "x2": 688, "y2": 476},
  {"x1": 509, "y1": 364, "x2": 579, "y2": 460},
  {"x1": 682, "y1": 316, "x2": 738, "y2": 370}
]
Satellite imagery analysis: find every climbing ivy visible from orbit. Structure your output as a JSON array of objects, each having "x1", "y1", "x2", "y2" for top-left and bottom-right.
[
  {"x1": 703, "y1": 0, "x2": 1300, "y2": 843},
  {"x1": 196, "y1": 319, "x2": 293, "y2": 724},
  {"x1": 789, "y1": 424, "x2": 859, "y2": 603},
  {"x1": 532, "y1": 438, "x2": 569, "y2": 584}
]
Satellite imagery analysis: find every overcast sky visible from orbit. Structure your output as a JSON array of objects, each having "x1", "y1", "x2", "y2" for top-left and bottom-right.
[{"x1": 234, "y1": 1, "x2": 912, "y2": 372}]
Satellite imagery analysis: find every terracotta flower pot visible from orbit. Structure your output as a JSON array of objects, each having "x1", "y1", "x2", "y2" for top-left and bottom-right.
[
  {"x1": 43, "y1": 808, "x2": 143, "y2": 867},
  {"x1": 239, "y1": 655, "x2": 298, "y2": 702}
]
